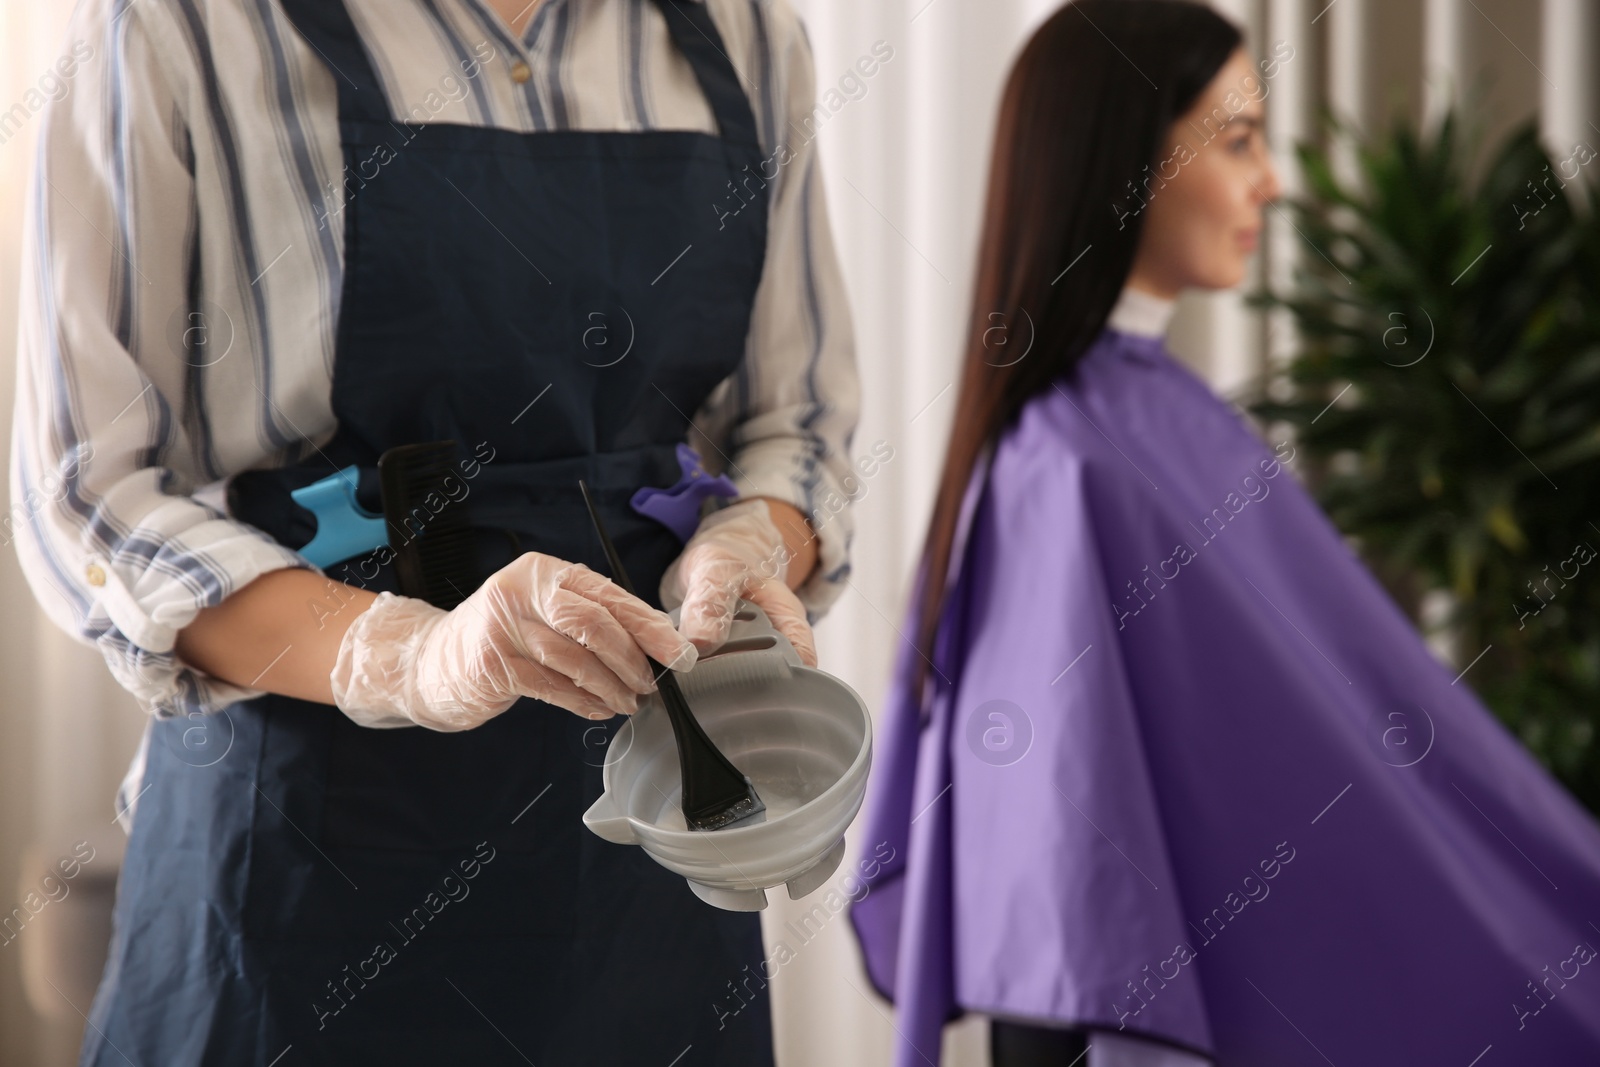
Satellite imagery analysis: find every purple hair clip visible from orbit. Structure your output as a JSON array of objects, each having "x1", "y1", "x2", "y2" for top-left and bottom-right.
[{"x1": 630, "y1": 443, "x2": 739, "y2": 543}]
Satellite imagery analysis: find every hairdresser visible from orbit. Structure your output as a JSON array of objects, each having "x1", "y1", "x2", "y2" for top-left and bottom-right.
[{"x1": 10, "y1": 0, "x2": 857, "y2": 1062}]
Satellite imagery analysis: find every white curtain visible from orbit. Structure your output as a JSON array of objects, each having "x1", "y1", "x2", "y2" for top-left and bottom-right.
[{"x1": 0, "y1": 1, "x2": 1590, "y2": 1065}]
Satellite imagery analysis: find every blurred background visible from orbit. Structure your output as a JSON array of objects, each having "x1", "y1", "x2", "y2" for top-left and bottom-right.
[{"x1": 1, "y1": 0, "x2": 1596, "y2": 1064}]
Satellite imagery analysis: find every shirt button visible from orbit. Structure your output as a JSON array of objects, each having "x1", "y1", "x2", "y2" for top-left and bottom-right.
[
  {"x1": 510, "y1": 61, "x2": 532, "y2": 84},
  {"x1": 85, "y1": 563, "x2": 106, "y2": 587}
]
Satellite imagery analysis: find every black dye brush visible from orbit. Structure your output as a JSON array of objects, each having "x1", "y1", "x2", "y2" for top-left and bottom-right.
[{"x1": 579, "y1": 479, "x2": 767, "y2": 832}]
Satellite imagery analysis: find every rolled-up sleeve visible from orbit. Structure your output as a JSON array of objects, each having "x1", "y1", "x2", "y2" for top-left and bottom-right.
[
  {"x1": 693, "y1": 6, "x2": 861, "y2": 623},
  {"x1": 8, "y1": 0, "x2": 311, "y2": 719}
]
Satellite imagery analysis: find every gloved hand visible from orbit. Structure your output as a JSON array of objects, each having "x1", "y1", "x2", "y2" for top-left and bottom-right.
[
  {"x1": 660, "y1": 498, "x2": 818, "y2": 667},
  {"x1": 331, "y1": 552, "x2": 698, "y2": 731}
]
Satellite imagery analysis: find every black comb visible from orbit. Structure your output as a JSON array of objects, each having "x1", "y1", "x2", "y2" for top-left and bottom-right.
[
  {"x1": 578, "y1": 479, "x2": 766, "y2": 832},
  {"x1": 378, "y1": 441, "x2": 476, "y2": 610}
]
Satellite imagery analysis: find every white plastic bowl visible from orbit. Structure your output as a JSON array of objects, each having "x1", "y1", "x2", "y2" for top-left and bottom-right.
[{"x1": 582, "y1": 602, "x2": 872, "y2": 911}]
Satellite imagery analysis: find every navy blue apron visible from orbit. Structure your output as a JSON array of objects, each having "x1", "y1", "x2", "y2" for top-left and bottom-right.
[{"x1": 81, "y1": 1, "x2": 775, "y2": 1063}]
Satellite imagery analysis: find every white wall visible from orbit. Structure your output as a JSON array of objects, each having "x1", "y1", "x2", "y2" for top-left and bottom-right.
[{"x1": 0, "y1": 1, "x2": 1591, "y2": 1065}]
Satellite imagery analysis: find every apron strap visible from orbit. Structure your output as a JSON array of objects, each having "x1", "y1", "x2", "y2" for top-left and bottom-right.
[
  {"x1": 279, "y1": 0, "x2": 762, "y2": 148},
  {"x1": 276, "y1": 0, "x2": 390, "y2": 125},
  {"x1": 649, "y1": 0, "x2": 762, "y2": 149}
]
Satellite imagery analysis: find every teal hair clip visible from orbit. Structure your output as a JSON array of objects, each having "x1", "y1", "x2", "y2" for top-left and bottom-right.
[{"x1": 289, "y1": 465, "x2": 388, "y2": 568}]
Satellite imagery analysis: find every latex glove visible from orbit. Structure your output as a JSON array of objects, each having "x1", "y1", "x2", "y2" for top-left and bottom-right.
[
  {"x1": 331, "y1": 552, "x2": 698, "y2": 731},
  {"x1": 660, "y1": 498, "x2": 818, "y2": 667}
]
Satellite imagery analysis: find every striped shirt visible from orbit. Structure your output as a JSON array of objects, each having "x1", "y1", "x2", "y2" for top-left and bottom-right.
[{"x1": 10, "y1": 0, "x2": 859, "y2": 721}]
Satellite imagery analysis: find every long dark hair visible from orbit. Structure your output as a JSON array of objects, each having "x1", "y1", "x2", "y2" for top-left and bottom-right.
[{"x1": 911, "y1": 0, "x2": 1242, "y2": 694}]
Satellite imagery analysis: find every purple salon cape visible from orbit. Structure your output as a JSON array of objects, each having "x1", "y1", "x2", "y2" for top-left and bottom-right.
[{"x1": 849, "y1": 327, "x2": 1600, "y2": 1066}]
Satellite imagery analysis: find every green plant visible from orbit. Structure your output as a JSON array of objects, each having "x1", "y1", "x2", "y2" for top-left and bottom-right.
[{"x1": 1248, "y1": 112, "x2": 1600, "y2": 812}]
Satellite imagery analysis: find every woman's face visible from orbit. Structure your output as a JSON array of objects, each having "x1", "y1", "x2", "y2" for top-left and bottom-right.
[{"x1": 1126, "y1": 48, "x2": 1282, "y2": 298}]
